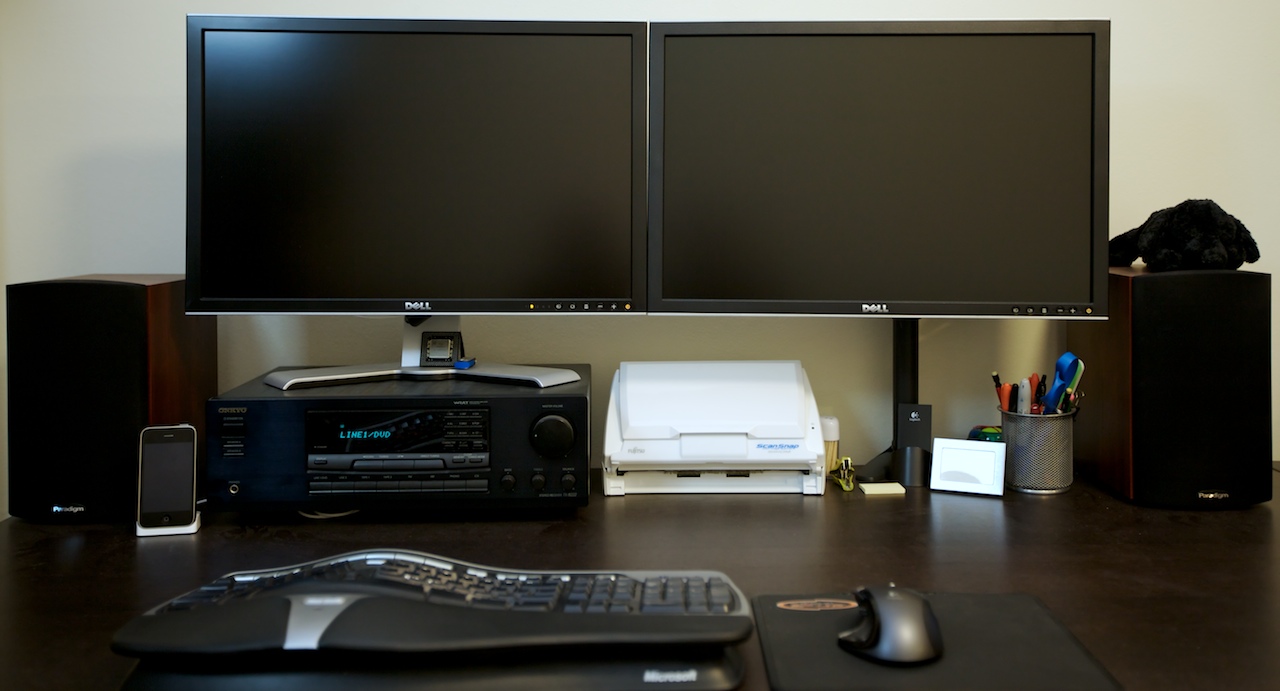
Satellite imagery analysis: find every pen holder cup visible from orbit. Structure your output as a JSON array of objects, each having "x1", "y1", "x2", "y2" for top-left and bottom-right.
[{"x1": 1000, "y1": 408, "x2": 1077, "y2": 494}]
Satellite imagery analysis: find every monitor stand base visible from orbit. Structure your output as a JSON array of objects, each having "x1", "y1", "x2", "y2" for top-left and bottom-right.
[
  {"x1": 857, "y1": 446, "x2": 932, "y2": 486},
  {"x1": 262, "y1": 361, "x2": 582, "y2": 390},
  {"x1": 261, "y1": 316, "x2": 582, "y2": 390}
]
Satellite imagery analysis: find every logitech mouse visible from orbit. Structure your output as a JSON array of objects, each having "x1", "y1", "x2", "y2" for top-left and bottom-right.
[{"x1": 836, "y1": 583, "x2": 943, "y2": 665}]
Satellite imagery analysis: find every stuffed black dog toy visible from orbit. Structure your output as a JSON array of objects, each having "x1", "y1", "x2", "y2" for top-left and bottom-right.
[{"x1": 1109, "y1": 199, "x2": 1260, "y2": 272}]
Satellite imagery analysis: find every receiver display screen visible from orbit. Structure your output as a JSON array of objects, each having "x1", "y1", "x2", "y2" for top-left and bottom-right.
[{"x1": 306, "y1": 410, "x2": 487, "y2": 455}]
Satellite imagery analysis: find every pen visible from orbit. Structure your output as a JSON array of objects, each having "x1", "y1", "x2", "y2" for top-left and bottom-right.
[
  {"x1": 1017, "y1": 378, "x2": 1031, "y2": 414},
  {"x1": 998, "y1": 383, "x2": 1013, "y2": 412}
]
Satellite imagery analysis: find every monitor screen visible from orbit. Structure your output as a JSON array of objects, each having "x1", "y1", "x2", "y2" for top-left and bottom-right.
[
  {"x1": 649, "y1": 21, "x2": 1109, "y2": 318},
  {"x1": 186, "y1": 16, "x2": 647, "y2": 315}
]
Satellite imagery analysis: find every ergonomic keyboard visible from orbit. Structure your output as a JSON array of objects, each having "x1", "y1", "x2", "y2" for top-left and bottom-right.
[{"x1": 111, "y1": 548, "x2": 755, "y2": 658}]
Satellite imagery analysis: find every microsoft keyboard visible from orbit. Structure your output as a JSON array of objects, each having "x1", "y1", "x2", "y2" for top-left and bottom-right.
[{"x1": 111, "y1": 548, "x2": 755, "y2": 658}]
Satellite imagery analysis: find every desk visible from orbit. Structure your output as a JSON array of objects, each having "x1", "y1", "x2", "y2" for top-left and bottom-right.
[{"x1": 3, "y1": 468, "x2": 1278, "y2": 691}]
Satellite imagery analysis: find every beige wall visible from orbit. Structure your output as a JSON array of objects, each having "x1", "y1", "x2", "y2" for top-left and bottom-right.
[{"x1": 2, "y1": 1, "x2": 1277, "y2": 518}]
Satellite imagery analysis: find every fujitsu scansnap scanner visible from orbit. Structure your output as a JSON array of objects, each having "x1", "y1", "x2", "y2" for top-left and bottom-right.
[{"x1": 603, "y1": 361, "x2": 826, "y2": 495}]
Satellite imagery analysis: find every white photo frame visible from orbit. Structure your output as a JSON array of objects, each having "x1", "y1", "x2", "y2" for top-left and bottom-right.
[{"x1": 929, "y1": 438, "x2": 1006, "y2": 496}]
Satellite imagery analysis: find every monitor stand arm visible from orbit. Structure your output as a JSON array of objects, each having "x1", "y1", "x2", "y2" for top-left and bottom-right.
[
  {"x1": 261, "y1": 316, "x2": 582, "y2": 390},
  {"x1": 856, "y1": 318, "x2": 933, "y2": 485}
]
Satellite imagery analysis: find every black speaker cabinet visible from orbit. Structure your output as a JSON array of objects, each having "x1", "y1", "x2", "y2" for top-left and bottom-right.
[
  {"x1": 7, "y1": 275, "x2": 217, "y2": 522},
  {"x1": 1067, "y1": 267, "x2": 1271, "y2": 509}
]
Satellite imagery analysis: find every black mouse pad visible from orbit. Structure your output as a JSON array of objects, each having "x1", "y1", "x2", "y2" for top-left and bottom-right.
[{"x1": 753, "y1": 593, "x2": 1120, "y2": 691}]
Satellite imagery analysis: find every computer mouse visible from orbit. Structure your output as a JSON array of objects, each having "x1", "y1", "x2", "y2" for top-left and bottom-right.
[{"x1": 836, "y1": 583, "x2": 943, "y2": 665}]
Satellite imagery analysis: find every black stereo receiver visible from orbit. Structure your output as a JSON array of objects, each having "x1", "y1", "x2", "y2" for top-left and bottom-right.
[{"x1": 205, "y1": 365, "x2": 590, "y2": 513}]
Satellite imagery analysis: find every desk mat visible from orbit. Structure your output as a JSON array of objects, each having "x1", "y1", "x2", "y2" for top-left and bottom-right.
[{"x1": 753, "y1": 592, "x2": 1120, "y2": 691}]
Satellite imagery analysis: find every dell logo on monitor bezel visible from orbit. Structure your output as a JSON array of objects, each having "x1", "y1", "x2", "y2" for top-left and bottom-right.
[{"x1": 404, "y1": 301, "x2": 433, "y2": 311}]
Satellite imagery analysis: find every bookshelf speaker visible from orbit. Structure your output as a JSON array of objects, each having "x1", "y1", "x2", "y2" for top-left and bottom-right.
[
  {"x1": 6, "y1": 275, "x2": 216, "y2": 522},
  {"x1": 1067, "y1": 267, "x2": 1271, "y2": 509}
]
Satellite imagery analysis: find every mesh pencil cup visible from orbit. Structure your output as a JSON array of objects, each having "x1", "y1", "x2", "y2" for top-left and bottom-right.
[{"x1": 1000, "y1": 408, "x2": 1077, "y2": 494}]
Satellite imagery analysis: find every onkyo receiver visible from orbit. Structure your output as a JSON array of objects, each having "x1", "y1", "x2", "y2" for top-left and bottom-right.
[{"x1": 206, "y1": 366, "x2": 590, "y2": 513}]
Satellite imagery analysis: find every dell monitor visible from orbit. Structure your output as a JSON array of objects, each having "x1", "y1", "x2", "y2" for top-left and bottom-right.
[
  {"x1": 648, "y1": 20, "x2": 1110, "y2": 476},
  {"x1": 185, "y1": 16, "x2": 647, "y2": 387}
]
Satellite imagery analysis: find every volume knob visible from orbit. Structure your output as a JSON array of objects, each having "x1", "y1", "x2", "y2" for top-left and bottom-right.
[{"x1": 530, "y1": 414, "x2": 575, "y2": 459}]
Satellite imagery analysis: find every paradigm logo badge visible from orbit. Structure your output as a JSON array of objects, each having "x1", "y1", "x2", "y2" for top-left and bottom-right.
[{"x1": 51, "y1": 504, "x2": 86, "y2": 514}]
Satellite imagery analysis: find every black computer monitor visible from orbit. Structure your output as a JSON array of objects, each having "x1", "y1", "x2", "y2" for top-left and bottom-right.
[
  {"x1": 648, "y1": 20, "x2": 1110, "y2": 475},
  {"x1": 185, "y1": 16, "x2": 647, "y2": 387},
  {"x1": 649, "y1": 20, "x2": 1109, "y2": 318},
  {"x1": 186, "y1": 15, "x2": 647, "y2": 316}
]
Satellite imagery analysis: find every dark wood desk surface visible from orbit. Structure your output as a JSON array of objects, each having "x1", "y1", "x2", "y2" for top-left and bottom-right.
[{"x1": 3, "y1": 468, "x2": 1278, "y2": 691}]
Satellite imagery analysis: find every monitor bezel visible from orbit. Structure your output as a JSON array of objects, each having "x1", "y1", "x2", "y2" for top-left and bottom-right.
[
  {"x1": 647, "y1": 19, "x2": 1111, "y2": 319},
  {"x1": 184, "y1": 15, "x2": 649, "y2": 316}
]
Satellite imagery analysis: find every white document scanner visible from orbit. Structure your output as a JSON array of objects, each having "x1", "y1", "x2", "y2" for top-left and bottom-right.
[{"x1": 603, "y1": 361, "x2": 826, "y2": 495}]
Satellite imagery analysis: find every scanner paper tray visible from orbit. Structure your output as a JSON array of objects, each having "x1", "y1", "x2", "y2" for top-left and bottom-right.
[{"x1": 603, "y1": 361, "x2": 825, "y2": 495}]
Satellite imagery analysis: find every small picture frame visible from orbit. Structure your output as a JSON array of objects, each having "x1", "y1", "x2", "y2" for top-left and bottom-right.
[{"x1": 929, "y1": 438, "x2": 1006, "y2": 496}]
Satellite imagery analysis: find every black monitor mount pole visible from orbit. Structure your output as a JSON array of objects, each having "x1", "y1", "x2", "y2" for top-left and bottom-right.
[{"x1": 856, "y1": 318, "x2": 932, "y2": 485}]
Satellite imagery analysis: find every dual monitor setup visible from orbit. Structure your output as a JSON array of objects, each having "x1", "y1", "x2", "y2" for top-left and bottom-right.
[
  {"x1": 188, "y1": 15, "x2": 1109, "y2": 498},
  {"x1": 187, "y1": 15, "x2": 1110, "y2": 349}
]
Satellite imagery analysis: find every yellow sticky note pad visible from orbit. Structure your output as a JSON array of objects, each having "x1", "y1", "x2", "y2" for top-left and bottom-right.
[{"x1": 860, "y1": 482, "x2": 906, "y2": 496}]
